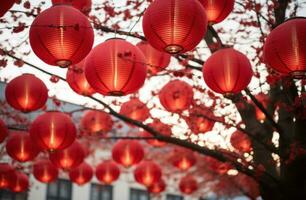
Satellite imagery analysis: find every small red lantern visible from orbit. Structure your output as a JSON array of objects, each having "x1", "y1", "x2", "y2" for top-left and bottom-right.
[
  {"x1": 159, "y1": 80, "x2": 194, "y2": 113},
  {"x1": 136, "y1": 41, "x2": 171, "y2": 74},
  {"x1": 30, "y1": 111, "x2": 77, "y2": 151},
  {"x1": 0, "y1": 119, "x2": 8, "y2": 143},
  {"x1": 49, "y1": 141, "x2": 85, "y2": 170},
  {"x1": 186, "y1": 106, "x2": 215, "y2": 134},
  {"x1": 147, "y1": 179, "x2": 166, "y2": 194},
  {"x1": 230, "y1": 130, "x2": 252, "y2": 153},
  {"x1": 66, "y1": 59, "x2": 95, "y2": 96},
  {"x1": 179, "y1": 175, "x2": 198, "y2": 195},
  {"x1": 85, "y1": 38, "x2": 147, "y2": 96},
  {"x1": 0, "y1": 0, "x2": 15, "y2": 17},
  {"x1": 6, "y1": 131, "x2": 40, "y2": 162},
  {"x1": 141, "y1": 120, "x2": 172, "y2": 147},
  {"x1": 142, "y1": 0, "x2": 208, "y2": 54},
  {"x1": 5, "y1": 74, "x2": 48, "y2": 113},
  {"x1": 199, "y1": 0, "x2": 234, "y2": 24},
  {"x1": 253, "y1": 93, "x2": 269, "y2": 121},
  {"x1": 95, "y1": 160, "x2": 120, "y2": 185},
  {"x1": 170, "y1": 148, "x2": 196, "y2": 170},
  {"x1": 69, "y1": 162, "x2": 93, "y2": 185},
  {"x1": 134, "y1": 161, "x2": 162, "y2": 187},
  {"x1": 29, "y1": 5, "x2": 94, "y2": 67},
  {"x1": 8, "y1": 171, "x2": 29, "y2": 193},
  {"x1": 119, "y1": 98, "x2": 150, "y2": 123},
  {"x1": 33, "y1": 159, "x2": 58, "y2": 183},
  {"x1": 112, "y1": 140, "x2": 144, "y2": 168},
  {"x1": 0, "y1": 163, "x2": 14, "y2": 189},
  {"x1": 263, "y1": 18, "x2": 306, "y2": 78},
  {"x1": 203, "y1": 48, "x2": 253, "y2": 94},
  {"x1": 51, "y1": 0, "x2": 92, "y2": 15},
  {"x1": 204, "y1": 156, "x2": 231, "y2": 175},
  {"x1": 81, "y1": 110, "x2": 113, "y2": 135}
]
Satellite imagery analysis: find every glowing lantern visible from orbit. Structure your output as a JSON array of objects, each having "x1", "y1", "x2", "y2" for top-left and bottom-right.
[
  {"x1": 112, "y1": 140, "x2": 144, "y2": 168},
  {"x1": 0, "y1": 163, "x2": 14, "y2": 189},
  {"x1": 95, "y1": 160, "x2": 120, "y2": 185},
  {"x1": 230, "y1": 130, "x2": 252, "y2": 153},
  {"x1": 134, "y1": 161, "x2": 162, "y2": 187},
  {"x1": 141, "y1": 120, "x2": 172, "y2": 147},
  {"x1": 0, "y1": 1, "x2": 15, "y2": 17},
  {"x1": 69, "y1": 162, "x2": 93, "y2": 185},
  {"x1": 203, "y1": 48, "x2": 253, "y2": 94},
  {"x1": 6, "y1": 132, "x2": 40, "y2": 162},
  {"x1": 81, "y1": 110, "x2": 113, "y2": 135},
  {"x1": 51, "y1": 0, "x2": 92, "y2": 14},
  {"x1": 142, "y1": 0, "x2": 208, "y2": 54},
  {"x1": 263, "y1": 18, "x2": 306, "y2": 78},
  {"x1": 8, "y1": 171, "x2": 29, "y2": 193},
  {"x1": 29, "y1": 5, "x2": 94, "y2": 67},
  {"x1": 159, "y1": 80, "x2": 194, "y2": 113},
  {"x1": 49, "y1": 141, "x2": 85, "y2": 170},
  {"x1": 136, "y1": 41, "x2": 171, "y2": 74},
  {"x1": 30, "y1": 111, "x2": 77, "y2": 151},
  {"x1": 66, "y1": 59, "x2": 95, "y2": 96},
  {"x1": 85, "y1": 38, "x2": 147, "y2": 96},
  {"x1": 119, "y1": 98, "x2": 150, "y2": 123},
  {"x1": 185, "y1": 106, "x2": 215, "y2": 134},
  {"x1": 199, "y1": 0, "x2": 234, "y2": 24},
  {"x1": 5, "y1": 74, "x2": 48, "y2": 113},
  {"x1": 252, "y1": 93, "x2": 269, "y2": 121},
  {"x1": 0, "y1": 119, "x2": 8, "y2": 143},
  {"x1": 179, "y1": 175, "x2": 198, "y2": 194},
  {"x1": 204, "y1": 156, "x2": 231, "y2": 175},
  {"x1": 33, "y1": 159, "x2": 58, "y2": 183},
  {"x1": 147, "y1": 179, "x2": 166, "y2": 194},
  {"x1": 170, "y1": 148, "x2": 196, "y2": 170}
]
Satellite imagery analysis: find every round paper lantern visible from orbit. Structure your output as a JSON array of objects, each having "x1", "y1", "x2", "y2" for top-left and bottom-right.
[
  {"x1": 33, "y1": 159, "x2": 58, "y2": 183},
  {"x1": 203, "y1": 48, "x2": 253, "y2": 94},
  {"x1": 6, "y1": 131, "x2": 40, "y2": 162},
  {"x1": 142, "y1": 0, "x2": 208, "y2": 54},
  {"x1": 81, "y1": 110, "x2": 113, "y2": 135},
  {"x1": 230, "y1": 130, "x2": 252, "y2": 153},
  {"x1": 134, "y1": 161, "x2": 162, "y2": 187},
  {"x1": 170, "y1": 148, "x2": 196, "y2": 170},
  {"x1": 159, "y1": 80, "x2": 194, "y2": 113},
  {"x1": 186, "y1": 106, "x2": 215, "y2": 134},
  {"x1": 252, "y1": 93, "x2": 269, "y2": 121},
  {"x1": 136, "y1": 41, "x2": 171, "y2": 74},
  {"x1": 95, "y1": 160, "x2": 120, "y2": 185},
  {"x1": 0, "y1": 163, "x2": 14, "y2": 189},
  {"x1": 69, "y1": 162, "x2": 93, "y2": 185},
  {"x1": 8, "y1": 171, "x2": 29, "y2": 193},
  {"x1": 66, "y1": 59, "x2": 95, "y2": 96},
  {"x1": 85, "y1": 38, "x2": 147, "y2": 96},
  {"x1": 204, "y1": 156, "x2": 231, "y2": 175},
  {"x1": 49, "y1": 140, "x2": 85, "y2": 170},
  {"x1": 179, "y1": 175, "x2": 198, "y2": 195},
  {"x1": 51, "y1": 0, "x2": 92, "y2": 14},
  {"x1": 0, "y1": 0, "x2": 15, "y2": 17},
  {"x1": 30, "y1": 111, "x2": 77, "y2": 151},
  {"x1": 119, "y1": 98, "x2": 150, "y2": 123},
  {"x1": 0, "y1": 119, "x2": 8, "y2": 143},
  {"x1": 147, "y1": 179, "x2": 166, "y2": 194},
  {"x1": 5, "y1": 74, "x2": 48, "y2": 113},
  {"x1": 29, "y1": 5, "x2": 94, "y2": 67},
  {"x1": 263, "y1": 18, "x2": 306, "y2": 78},
  {"x1": 112, "y1": 140, "x2": 144, "y2": 168},
  {"x1": 141, "y1": 120, "x2": 172, "y2": 147},
  {"x1": 199, "y1": 0, "x2": 234, "y2": 24}
]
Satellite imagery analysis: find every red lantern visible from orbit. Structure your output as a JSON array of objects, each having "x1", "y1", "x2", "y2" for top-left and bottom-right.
[
  {"x1": 147, "y1": 179, "x2": 166, "y2": 194},
  {"x1": 204, "y1": 156, "x2": 231, "y2": 175},
  {"x1": 29, "y1": 5, "x2": 94, "y2": 67},
  {"x1": 142, "y1": 0, "x2": 208, "y2": 54},
  {"x1": 0, "y1": 163, "x2": 14, "y2": 189},
  {"x1": 33, "y1": 159, "x2": 58, "y2": 183},
  {"x1": 159, "y1": 80, "x2": 194, "y2": 113},
  {"x1": 8, "y1": 171, "x2": 29, "y2": 193},
  {"x1": 49, "y1": 140, "x2": 85, "y2": 170},
  {"x1": 230, "y1": 130, "x2": 252, "y2": 153},
  {"x1": 5, "y1": 74, "x2": 48, "y2": 113},
  {"x1": 69, "y1": 162, "x2": 93, "y2": 185},
  {"x1": 199, "y1": 0, "x2": 234, "y2": 24},
  {"x1": 179, "y1": 175, "x2": 198, "y2": 195},
  {"x1": 95, "y1": 160, "x2": 120, "y2": 185},
  {"x1": 185, "y1": 106, "x2": 215, "y2": 134},
  {"x1": 136, "y1": 41, "x2": 171, "y2": 74},
  {"x1": 30, "y1": 111, "x2": 77, "y2": 151},
  {"x1": 253, "y1": 93, "x2": 269, "y2": 121},
  {"x1": 0, "y1": 119, "x2": 8, "y2": 143},
  {"x1": 119, "y1": 98, "x2": 150, "y2": 123},
  {"x1": 170, "y1": 148, "x2": 196, "y2": 170},
  {"x1": 263, "y1": 18, "x2": 306, "y2": 78},
  {"x1": 6, "y1": 131, "x2": 40, "y2": 162},
  {"x1": 81, "y1": 110, "x2": 113, "y2": 135},
  {"x1": 51, "y1": 0, "x2": 92, "y2": 15},
  {"x1": 134, "y1": 161, "x2": 162, "y2": 187},
  {"x1": 141, "y1": 120, "x2": 172, "y2": 147},
  {"x1": 66, "y1": 59, "x2": 95, "y2": 96},
  {"x1": 0, "y1": 0, "x2": 15, "y2": 17},
  {"x1": 85, "y1": 38, "x2": 147, "y2": 96},
  {"x1": 112, "y1": 140, "x2": 144, "y2": 168},
  {"x1": 203, "y1": 48, "x2": 253, "y2": 94}
]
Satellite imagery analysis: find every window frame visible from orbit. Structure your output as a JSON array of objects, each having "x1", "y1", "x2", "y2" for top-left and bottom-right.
[
  {"x1": 89, "y1": 183, "x2": 113, "y2": 200},
  {"x1": 166, "y1": 194, "x2": 184, "y2": 200},
  {"x1": 46, "y1": 179, "x2": 72, "y2": 200}
]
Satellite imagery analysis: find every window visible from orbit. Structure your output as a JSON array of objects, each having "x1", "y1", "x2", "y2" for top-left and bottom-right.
[
  {"x1": 130, "y1": 188, "x2": 150, "y2": 200},
  {"x1": 46, "y1": 179, "x2": 72, "y2": 200},
  {"x1": 0, "y1": 189, "x2": 27, "y2": 200},
  {"x1": 90, "y1": 184, "x2": 112, "y2": 200},
  {"x1": 166, "y1": 194, "x2": 183, "y2": 200}
]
